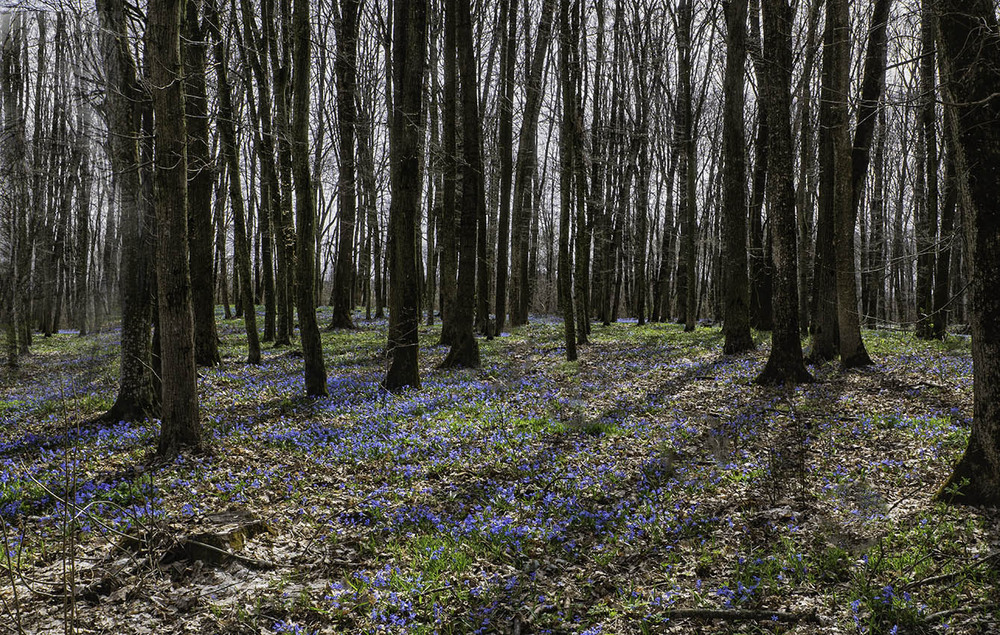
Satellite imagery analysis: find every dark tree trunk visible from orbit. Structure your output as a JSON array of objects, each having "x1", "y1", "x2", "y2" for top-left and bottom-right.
[
  {"x1": 509, "y1": 0, "x2": 556, "y2": 326},
  {"x1": 934, "y1": 0, "x2": 1000, "y2": 507},
  {"x1": 755, "y1": 0, "x2": 812, "y2": 385},
  {"x1": 933, "y1": 130, "x2": 958, "y2": 339},
  {"x1": 384, "y1": 0, "x2": 428, "y2": 391},
  {"x1": 238, "y1": 0, "x2": 277, "y2": 341},
  {"x1": 438, "y1": 0, "x2": 458, "y2": 345},
  {"x1": 148, "y1": 0, "x2": 203, "y2": 456},
  {"x1": 556, "y1": 0, "x2": 577, "y2": 361},
  {"x1": 916, "y1": 0, "x2": 938, "y2": 339},
  {"x1": 441, "y1": 0, "x2": 482, "y2": 369},
  {"x1": 748, "y1": 0, "x2": 773, "y2": 331},
  {"x1": 677, "y1": 0, "x2": 696, "y2": 332},
  {"x1": 851, "y1": 0, "x2": 891, "y2": 330},
  {"x1": 493, "y1": 0, "x2": 516, "y2": 335},
  {"x1": 329, "y1": 0, "x2": 361, "y2": 330},
  {"x1": 722, "y1": 0, "x2": 754, "y2": 354},
  {"x1": 74, "y1": 64, "x2": 93, "y2": 337},
  {"x1": 292, "y1": 0, "x2": 328, "y2": 395},
  {"x1": 808, "y1": 0, "x2": 838, "y2": 361},
  {"x1": 206, "y1": 0, "x2": 261, "y2": 364},
  {"x1": 831, "y1": 0, "x2": 872, "y2": 368},
  {"x1": 96, "y1": 0, "x2": 159, "y2": 422},
  {"x1": 183, "y1": 1, "x2": 220, "y2": 367}
]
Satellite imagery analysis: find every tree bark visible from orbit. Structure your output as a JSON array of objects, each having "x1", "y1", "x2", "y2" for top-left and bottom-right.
[
  {"x1": 148, "y1": 0, "x2": 203, "y2": 456},
  {"x1": 808, "y1": 0, "x2": 838, "y2": 360},
  {"x1": 438, "y1": 0, "x2": 458, "y2": 345},
  {"x1": 677, "y1": 0, "x2": 696, "y2": 332},
  {"x1": 441, "y1": 0, "x2": 483, "y2": 368},
  {"x1": 291, "y1": 0, "x2": 328, "y2": 395},
  {"x1": 329, "y1": 0, "x2": 361, "y2": 330},
  {"x1": 748, "y1": 0, "x2": 773, "y2": 332},
  {"x1": 556, "y1": 0, "x2": 577, "y2": 361},
  {"x1": 183, "y1": 0, "x2": 220, "y2": 366},
  {"x1": 384, "y1": 0, "x2": 428, "y2": 391},
  {"x1": 722, "y1": 0, "x2": 754, "y2": 354},
  {"x1": 934, "y1": 0, "x2": 1000, "y2": 507},
  {"x1": 915, "y1": 0, "x2": 938, "y2": 339},
  {"x1": 95, "y1": 0, "x2": 159, "y2": 422},
  {"x1": 493, "y1": 0, "x2": 516, "y2": 335},
  {"x1": 755, "y1": 0, "x2": 812, "y2": 385},
  {"x1": 509, "y1": 0, "x2": 556, "y2": 326},
  {"x1": 206, "y1": 0, "x2": 261, "y2": 364},
  {"x1": 831, "y1": 0, "x2": 872, "y2": 368}
]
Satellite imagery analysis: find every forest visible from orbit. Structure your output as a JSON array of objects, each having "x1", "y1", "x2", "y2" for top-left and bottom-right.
[{"x1": 2, "y1": 0, "x2": 1000, "y2": 632}]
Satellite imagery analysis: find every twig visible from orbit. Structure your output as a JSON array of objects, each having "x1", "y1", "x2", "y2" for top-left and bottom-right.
[
  {"x1": 902, "y1": 551, "x2": 1000, "y2": 592},
  {"x1": 661, "y1": 608, "x2": 827, "y2": 624},
  {"x1": 924, "y1": 603, "x2": 999, "y2": 623},
  {"x1": 176, "y1": 539, "x2": 276, "y2": 570}
]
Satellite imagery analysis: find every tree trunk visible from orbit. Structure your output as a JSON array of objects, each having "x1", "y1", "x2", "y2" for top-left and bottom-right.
[
  {"x1": 509, "y1": 0, "x2": 556, "y2": 326},
  {"x1": 291, "y1": 0, "x2": 328, "y2": 395},
  {"x1": 438, "y1": 0, "x2": 458, "y2": 345},
  {"x1": 556, "y1": 0, "x2": 577, "y2": 361},
  {"x1": 934, "y1": 0, "x2": 1000, "y2": 507},
  {"x1": 95, "y1": 0, "x2": 159, "y2": 422},
  {"x1": 932, "y1": 127, "x2": 958, "y2": 339},
  {"x1": 808, "y1": 0, "x2": 838, "y2": 360},
  {"x1": 722, "y1": 0, "x2": 754, "y2": 354},
  {"x1": 677, "y1": 0, "x2": 696, "y2": 332},
  {"x1": 493, "y1": 0, "x2": 516, "y2": 335},
  {"x1": 915, "y1": 0, "x2": 938, "y2": 339},
  {"x1": 755, "y1": 0, "x2": 812, "y2": 385},
  {"x1": 384, "y1": 0, "x2": 427, "y2": 391},
  {"x1": 206, "y1": 0, "x2": 261, "y2": 364},
  {"x1": 329, "y1": 0, "x2": 361, "y2": 330},
  {"x1": 441, "y1": 0, "x2": 482, "y2": 369},
  {"x1": 182, "y1": 0, "x2": 220, "y2": 366},
  {"x1": 831, "y1": 0, "x2": 872, "y2": 368},
  {"x1": 748, "y1": 0, "x2": 773, "y2": 332},
  {"x1": 148, "y1": 0, "x2": 203, "y2": 456}
]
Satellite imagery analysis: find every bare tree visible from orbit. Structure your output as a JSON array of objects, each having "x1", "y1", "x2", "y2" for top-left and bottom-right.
[
  {"x1": 935, "y1": 0, "x2": 1000, "y2": 507},
  {"x1": 292, "y1": 0, "x2": 328, "y2": 395},
  {"x1": 95, "y1": 0, "x2": 159, "y2": 421},
  {"x1": 384, "y1": 0, "x2": 428, "y2": 391},
  {"x1": 329, "y1": 0, "x2": 361, "y2": 330},
  {"x1": 148, "y1": 0, "x2": 203, "y2": 456},
  {"x1": 755, "y1": 0, "x2": 812, "y2": 385},
  {"x1": 721, "y1": 0, "x2": 754, "y2": 354}
]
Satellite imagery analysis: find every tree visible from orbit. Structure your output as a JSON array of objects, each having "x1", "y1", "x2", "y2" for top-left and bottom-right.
[
  {"x1": 384, "y1": 0, "x2": 428, "y2": 391},
  {"x1": 493, "y1": 0, "x2": 516, "y2": 336},
  {"x1": 915, "y1": 0, "x2": 938, "y2": 340},
  {"x1": 437, "y1": 0, "x2": 458, "y2": 345},
  {"x1": 556, "y1": 0, "x2": 577, "y2": 362},
  {"x1": 850, "y1": 0, "x2": 891, "y2": 331},
  {"x1": 96, "y1": 0, "x2": 159, "y2": 422},
  {"x1": 721, "y1": 0, "x2": 754, "y2": 355},
  {"x1": 509, "y1": 0, "x2": 557, "y2": 326},
  {"x1": 676, "y1": 0, "x2": 696, "y2": 332},
  {"x1": 755, "y1": 0, "x2": 812, "y2": 385},
  {"x1": 329, "y1": 0, "x2": 361, "y2": 330},
  {"x1": 292, "y1": 0, "x2": 328, "y2": 395},
  {"x1": 205, "y1": 0, "x2": 261, "y2": 365},
  {"x1": 441, "y1": 0, "x2": 483, "y2": 369},
  {"x1": 831, "y1": 0, "x2": 872, "y2": 368},
  {"x1": 183, "y1": 0, "x2": 221, "y2": 366},
  {"x1": 1, "y1": 13, "x2": 27, "y2": 367},
  {"x1": 935, "y1": 0, "x2": 1000, "y2": 506},
  {"x1": 148, "y1": 0, "x2": 203, "y2": 456},
  {"x1": 808, "y1": 0, "x2": 838, "y2": 361}
]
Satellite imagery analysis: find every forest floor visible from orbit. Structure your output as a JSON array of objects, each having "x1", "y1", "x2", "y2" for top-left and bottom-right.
[{"x1": 1, "y1": 309, "x2": 998, "y2": 635}]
